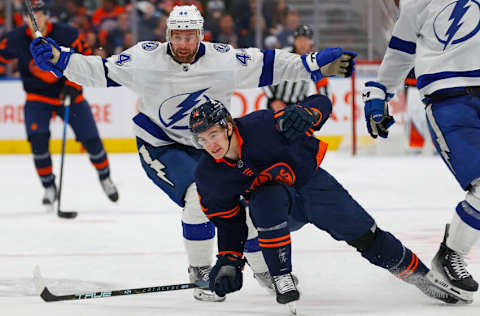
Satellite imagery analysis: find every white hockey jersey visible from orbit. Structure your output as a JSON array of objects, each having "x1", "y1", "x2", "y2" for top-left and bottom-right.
[
  {"x1": 378, "y1": 0, "x2": 480, "y2": 97},
  {"x1": 63, "y1": 42, "x2": 310, "y2": 148}
]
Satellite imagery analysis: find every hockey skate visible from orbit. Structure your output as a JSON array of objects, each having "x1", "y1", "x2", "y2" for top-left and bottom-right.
[
  {"x1": 188, "y1": 265, "x2": 225, "y2": 302},
  {"x1": 42, "y1": 184, "x2": 57, "y2": 212},
  {"x1": 428, "y1": 225, "x2": 478, "y2": 303},
  {"x1": 402, "y1": 270, "x2": 459, "y2": 304},
  {"x1": 100, "y1": 177, "x2": 119, "y2": 202},
  {"x1": 273, "y1": 273, "x2": 299, "y2": 315},
  {"x1": 254, "y1": 271, "x2": 299, "y2": 295}
]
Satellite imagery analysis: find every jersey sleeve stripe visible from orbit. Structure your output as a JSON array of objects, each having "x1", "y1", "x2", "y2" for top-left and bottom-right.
[
  {"x1": 258, "y1": 49, "x2": 275, "y2": 87},
  {"x1": 388, "y1": 36, "x2": 416, "y2": 55},
  {"x1": 102, "y1": 58, "x2": 121, "y2": 87}
]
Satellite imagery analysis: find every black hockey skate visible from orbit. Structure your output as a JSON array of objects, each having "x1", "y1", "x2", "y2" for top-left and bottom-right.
[
  {"x1": 255, "y1": 271, "x2": 300, "y2": 295},
  {"x1": 273, "y1": 273, "x2": 299, "y2": 315},
  {"x1": 100, "y1": 177, "x2": 119, "y2": 202},
  {"x1": 402, "y1": 270, "x2": 459, "y2": 304},
  {"x1": 188, "y1": 265, "x2": 225, "y2": 302},
  {"x1": 428, "y1": 225, "x2": 478, "y2": 303}
]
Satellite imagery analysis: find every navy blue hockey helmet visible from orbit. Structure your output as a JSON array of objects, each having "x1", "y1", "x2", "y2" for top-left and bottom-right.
[
  {"x1": 294, "y1": 25, "x2": 313, "y2": 39},
  {"x1": 189, "y1": 97, "x2": 231, "y2": 135}
]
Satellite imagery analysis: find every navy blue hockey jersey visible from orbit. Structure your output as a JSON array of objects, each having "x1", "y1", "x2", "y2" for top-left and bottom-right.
[
  {"x1": 0, "y1": 22, "x2": 91, "y2": 105},
  {"x1": 195, "y1": 99, "x2": 330, "y2": 256}
]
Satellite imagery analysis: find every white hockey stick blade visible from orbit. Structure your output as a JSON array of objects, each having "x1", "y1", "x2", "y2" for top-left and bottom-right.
[
  {"x1": 426, "y1": 270, "x2": 474, "y2": 303},
  {"x1": 33, "y1": 265, "x2": 46, "y2": 295},
  {"x1": 287, "y1": 302, "x2": 297, "y2": 315}
]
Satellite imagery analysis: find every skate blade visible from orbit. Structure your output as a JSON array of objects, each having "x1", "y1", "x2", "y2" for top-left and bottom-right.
[
  {"x1": 426, "y1": 270, "x2": 474, "y2": 303},
  {"x1": 287, "y1": 302, "x2": 297, "y2": 315}
]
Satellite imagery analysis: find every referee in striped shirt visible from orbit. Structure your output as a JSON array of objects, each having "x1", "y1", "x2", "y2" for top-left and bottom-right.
[{"x1": 263, "y1": 25, "x2": 329, "y2": 112}]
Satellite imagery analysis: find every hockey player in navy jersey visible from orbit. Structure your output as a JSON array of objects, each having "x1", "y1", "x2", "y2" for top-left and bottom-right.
[
  {"x1": 189, "y1": 95, "x2": 463, "y2": 311},
  {"x1": 29, "y1": 4, "x2": 356, "y2": 302},
  {"x1": 0, "y1": 0, "x2": 118, "y2": 209},
  {"x1": 362, "y1": 0, "x2": 480, "y2": 303}
]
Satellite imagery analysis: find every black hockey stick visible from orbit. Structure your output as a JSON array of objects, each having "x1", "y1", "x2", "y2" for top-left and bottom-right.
[
  {"x1": 56, "y1": 95, "x2": 78, "y2": 219},
  {"x1": 24, "y1": 0, "x2": 43, "y2": 38},
  {"x1": 33, "y1": 265, "x2": 207, "y2": 302}
]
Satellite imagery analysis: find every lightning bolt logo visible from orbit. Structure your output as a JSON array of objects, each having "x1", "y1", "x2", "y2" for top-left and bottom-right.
[
  {"x1": 139, "y1": 145, "x2": 175, "y2": 187},
  {"x1": 444, "y1": 0, "x2": 471, "y2": 49},
  {"x1": 159, "y1": 88, "x2": 209, "y2": 129}
]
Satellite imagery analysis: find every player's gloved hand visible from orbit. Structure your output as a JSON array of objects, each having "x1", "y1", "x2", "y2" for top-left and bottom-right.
[
  {"x1": 30, "y1": 37, "x2": 73, "y2": 78},
  {"x1": 302, "y1": 48, "x2": 357, "y2": 81},
  {"x1": 362, "y1": 81, "x2": 395, "y2": 138},
  {"x1": 274, "y1": 104, "x2": 320, "y2": 142},
  {"x1": 209, "y1": 253, "x2": 246, "y2": 297}
]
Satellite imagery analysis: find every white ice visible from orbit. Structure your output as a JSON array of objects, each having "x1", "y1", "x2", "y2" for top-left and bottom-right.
[{"x1": 0, "y1": 152, "x2": 479, "y2": 316}]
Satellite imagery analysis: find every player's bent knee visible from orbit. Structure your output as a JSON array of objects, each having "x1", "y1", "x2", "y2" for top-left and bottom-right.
[
  {"x1": 346, "y1": 223, "x2": 378, "y2": 251},
  {"x1": 183, "y1": 183, "x2": 209, "y2": 224}
]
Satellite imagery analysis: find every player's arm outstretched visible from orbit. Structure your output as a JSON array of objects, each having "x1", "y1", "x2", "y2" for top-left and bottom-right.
[
  {"x1": 362, "y1": 1, "x2": 419, "y2": 138},
  {"x1": 232, "y1": 45, "x2": 356, "y2": 90},
  {"x1": 29, "y1": 36, "x2": 136, "y2": 89},
  {"x1": 195, "y1": 174, "x2": 248, "y2": 298}
]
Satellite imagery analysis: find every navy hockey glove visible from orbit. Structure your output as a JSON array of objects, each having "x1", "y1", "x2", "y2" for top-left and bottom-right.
[
  {"x1": 362, "y1": 81, "x2": 395, "y2": 138},
  {"x1": 275, "y1": 104, "x2": 320, "y2": 142},
  {"x1": 30, "y1": 37, "x2": 73, "y2": 78},
  {"x1": 302, "y1": 48, "x2": 357, "y2": 81},
  {"x1": 59, "y1": 83, "x2": 80, "y2": 105},
  {"x1": 209, "y1": 253, "x2": 246, "y2": 297}
]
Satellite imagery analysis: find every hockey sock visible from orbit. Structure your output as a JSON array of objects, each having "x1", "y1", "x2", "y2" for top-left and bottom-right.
[
  {"x1": 83, "y1": 138, "x2": 110, "y2": 180},
  {"x1": 359, "y1": 228, "x2": 429, "y2": 277},
  {"x1": 258, "y1": 227, "x2": 292, "y2": 277},
  {"x1": 446, "y1": 201, "x2": 480, "y2": 255},
  {"x1": 30, "y1": 133, "x2": 55, "y2": 188},
  {"x1": 182, "y1": 221, "x2": 215, "y2": 266}
]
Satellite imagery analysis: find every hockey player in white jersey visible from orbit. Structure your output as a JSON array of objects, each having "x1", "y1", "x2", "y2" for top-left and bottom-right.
[
  {"x1": 362, "y1": 0, "x2": 480, "y2": 303},
  {"x1": 29, "y1": 4, "x2": 355, "y2": 302}
]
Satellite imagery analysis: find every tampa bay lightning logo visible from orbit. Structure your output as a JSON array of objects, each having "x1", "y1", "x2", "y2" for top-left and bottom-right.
[
  {"x1": 433, "y1": 0, "x2": 480, "y2": 50},
  {"x1": 159, "y1": 88, "x2": 209, "y2": 129},
  {"x1": 213, "y1": 43, "x2": 230, "y2": 53},
  {"x1": 142, "y1": 41, "x2": 159, "y2": 51}
]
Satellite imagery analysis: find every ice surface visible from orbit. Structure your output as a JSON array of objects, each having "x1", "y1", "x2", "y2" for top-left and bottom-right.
[{"x1": 0, "y1": 152, "x2": 478, "y2": 316}]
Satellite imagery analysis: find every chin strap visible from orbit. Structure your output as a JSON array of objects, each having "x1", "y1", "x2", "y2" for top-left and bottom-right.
[{"x1": 222, "y1": 128, "x2": 234, "y2": 160}]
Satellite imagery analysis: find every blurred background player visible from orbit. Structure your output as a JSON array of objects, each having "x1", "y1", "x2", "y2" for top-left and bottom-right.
[
  {"x1": 0, "y1": 0, "x2": 118, "y2": 209},
  {"x1": 263, "y1": 24, "x2": 329, "y2": 113},
  {"x1": 362, "y1": 0, "x2": 480, "y2": 302}
]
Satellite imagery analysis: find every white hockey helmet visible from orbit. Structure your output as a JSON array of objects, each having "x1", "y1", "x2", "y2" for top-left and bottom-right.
[{"x1": 166, "y1": 5, "x2": 204, "y2": 41}]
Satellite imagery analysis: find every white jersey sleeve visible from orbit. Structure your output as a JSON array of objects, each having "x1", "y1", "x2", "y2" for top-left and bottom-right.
[
  {"x1": 377, "y1": 0, "x2": 421, "y2": 94},
  {"x1": 63, "y1": 54, "x2": 108, "y2": 87},
  {"x1": 230, "y1": 47, "x2": 310, "y2": 89}
]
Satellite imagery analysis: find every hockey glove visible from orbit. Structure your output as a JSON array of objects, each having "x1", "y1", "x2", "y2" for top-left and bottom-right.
[
  {"x1": 30, "y1": 37, "x2": 73, "y2": 78},
  {"x1": 275, "y1": 104, "x2": 320, "y2": 142},
  {"x1": 209, "y1": 253, "x2": 246, "y2": 297},
  {"x1": 362, "y1": 81, "x2": 395, "y2": 138},
  {"x1": 59, "y1": 83, "x2": 81, "y2": 106},
  {"x1": 302, "y1": 48, "x2": 357, "y2": 81}
]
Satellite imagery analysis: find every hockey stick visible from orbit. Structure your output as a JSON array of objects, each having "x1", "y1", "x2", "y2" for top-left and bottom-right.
[
  {"x1": 56, "y1": 95, "x2": 77, "y2": 219},
  {"x1": 24, "y1": 0, "x2": 43, "y2": 38},
  {"x1": 33, "y1": 265, "x2": 207, "y2": 302}
]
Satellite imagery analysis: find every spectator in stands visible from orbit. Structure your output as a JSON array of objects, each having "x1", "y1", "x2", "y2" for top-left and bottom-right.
[
  {"x1": 50, "y1": 0, "x2": 87, "y2": 25},
  {"x1": 137, "y1": 1, "x2": 162, "y2": 42},
  {"x1": 276, "y1": 10, "x2": 299, "y2": 47},
  {"x1": 239, "y1": 15, "x2": 267, "y2": 48},
  {"x1": 270, "y1": 0, "x2": 291, "y2": 35},
  {"x1": 105, "y1": 12, "x2": 130, "y2": 55},
  {"x1": 204, "y1": 0, "x2": 225, "y2": 42},
  {"x1": 92, "y1": 0, "x2": 126, "y2": 29},
  {"x1": 217, "y1": 13, "x2": 238, "y2": 47}
]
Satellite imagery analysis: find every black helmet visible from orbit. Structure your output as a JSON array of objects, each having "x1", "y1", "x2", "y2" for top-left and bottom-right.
[
  {"x1": 294, "y1": 25, "x2": 313, "y2": 39},
  {"x1": 189, "y1": 97, "x2": 231, "y2": 135}
]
